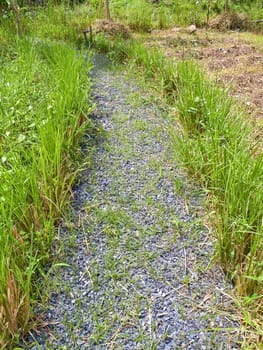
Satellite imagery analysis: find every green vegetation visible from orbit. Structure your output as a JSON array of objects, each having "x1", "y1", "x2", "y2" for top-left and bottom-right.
[
  {"x1": 1, "y1": 0, "x2": 263, "y2": 348},
  {"x1": 95, "y1": 0, "x2": 263, "y2": 30},
  {"x1": 93, "y1": 35, "x2": 263, "y2": 348},
  {"x1": 0, "y1": 6, "x2": 94, "y2": 348}
]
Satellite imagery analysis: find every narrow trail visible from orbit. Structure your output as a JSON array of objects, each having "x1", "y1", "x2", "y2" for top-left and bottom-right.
[{"x1": 30, "y1": 56, "x2": 239, "y2": 349}]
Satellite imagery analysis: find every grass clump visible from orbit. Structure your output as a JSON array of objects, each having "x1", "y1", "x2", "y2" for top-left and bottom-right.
[
  {"x1": 174, "y1": 62, "x2": 263, "y2": 289},
  {"x1": 125, "y1": 0, "x2": 153, "y2": 32},
  {"x1": 93, "y1": 35, "x2": 263, "y2": 347},
  {"x1": 0, "y1": 19, "x2": 93, "y2": 349}
]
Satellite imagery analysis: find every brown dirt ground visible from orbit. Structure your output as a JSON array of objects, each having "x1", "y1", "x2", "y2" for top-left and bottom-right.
[{"x1": 141, "y1": 28, "x2": 263, "y2": 129}]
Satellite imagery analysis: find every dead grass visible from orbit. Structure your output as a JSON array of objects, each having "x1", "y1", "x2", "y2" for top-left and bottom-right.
[
  {"x1": 0, "y1": 274, "x2": 30, "y2": 345},
  {"x1": 93, "y1": 19, "x2": 131, "y2": 39},
  {"x1": 209, "y1": 12, "x2": 249, "y2": 31}
]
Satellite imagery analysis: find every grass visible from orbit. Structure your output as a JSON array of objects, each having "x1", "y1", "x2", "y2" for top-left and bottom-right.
[
  {"x1": 174, "y1": 61, "x2": 262, "y2": 277},
  {"x1": 239, "y1": 31, "x2": 263, "y2": 49},
  {"x1": 0, "y1": 0, "x2": 262, "y2": 347},
  {"x1": 0, "y1": 7, "x2": 94, "y2": 348},
  {"x1": 93, "y1": 0, "x2": 263, "y2": 31},
  {"x1": 93, "y1": 34, "x2": 263, "y2": 348}
]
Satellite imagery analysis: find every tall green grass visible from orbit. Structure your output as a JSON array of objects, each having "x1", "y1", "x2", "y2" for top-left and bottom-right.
[
  {"x1": 174, "y1": 62, "x2": 263, "y2": 289},
  {"x1": 93, "y1": 35, "x2": 263, "y2": 346},
  {"x1": 0, "y1": 29, "x2": 93, "y2": 348},
  {"x1": 0, "y1": 3, "x2": 94, "y2": 47},
  {"x1": 87, "y1": 0, "x2": 263, "y2": 31}
]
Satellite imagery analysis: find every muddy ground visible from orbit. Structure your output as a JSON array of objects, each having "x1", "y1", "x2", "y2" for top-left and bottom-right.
[{"x1": 141, "y1": 28, "x2": 263, "y2": 132}]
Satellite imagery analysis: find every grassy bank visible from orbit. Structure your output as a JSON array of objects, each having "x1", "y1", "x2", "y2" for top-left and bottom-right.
[
  {"x1": 0, "y1": 9, "x2": 94, "y2": 348},
  {"x1": 93, "y1": 35, "x2": 263, "y2": 348}
]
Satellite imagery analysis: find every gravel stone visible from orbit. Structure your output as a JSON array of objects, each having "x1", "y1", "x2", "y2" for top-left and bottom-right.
[{"x1": 25, "y1": 55, "x2": 241, "y2": 349}]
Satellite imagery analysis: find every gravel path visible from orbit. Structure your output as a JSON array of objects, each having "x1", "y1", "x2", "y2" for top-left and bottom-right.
[{"x1": 28, "y1": 55, "x2": 240, "y2": 349}]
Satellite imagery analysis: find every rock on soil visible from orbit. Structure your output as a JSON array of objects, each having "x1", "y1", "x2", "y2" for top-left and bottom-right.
[{"x1": 186, "y1": 24, "x2": 197, "y2": 34}]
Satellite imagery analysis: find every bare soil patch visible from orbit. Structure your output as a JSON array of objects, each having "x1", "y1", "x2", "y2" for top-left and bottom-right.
[{"x1": 143, "y1": 28, "x2": 263, "y2": 126}]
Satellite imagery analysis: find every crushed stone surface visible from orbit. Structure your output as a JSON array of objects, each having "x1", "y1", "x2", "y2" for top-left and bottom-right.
[{"x1": 27, "y1": 55, "x2": 240, "y2": 350}]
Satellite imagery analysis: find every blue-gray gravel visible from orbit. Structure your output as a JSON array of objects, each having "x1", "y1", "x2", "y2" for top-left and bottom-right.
[{"x1": 26, "y1": 55, "x2": 241, "y2": 350}]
